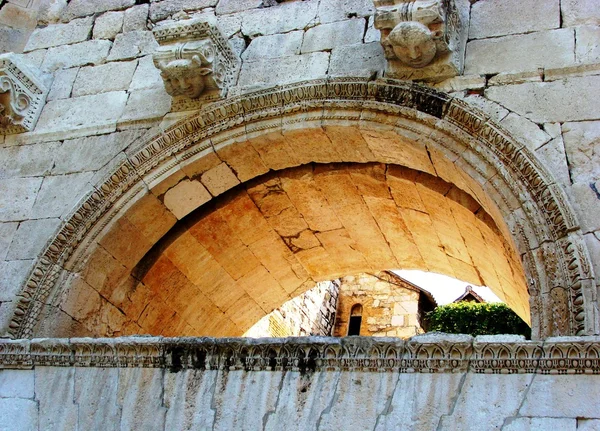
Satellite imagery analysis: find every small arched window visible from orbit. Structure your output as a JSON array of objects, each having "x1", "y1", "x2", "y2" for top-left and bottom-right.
[{"x1": 347, "y1": 304, "x2": 363, "y2": 336}]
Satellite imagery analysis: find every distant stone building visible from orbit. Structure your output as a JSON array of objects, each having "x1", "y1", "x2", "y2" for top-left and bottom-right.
[{"x1": 453, "y1": 285, "x2": 486, "y2": 303}]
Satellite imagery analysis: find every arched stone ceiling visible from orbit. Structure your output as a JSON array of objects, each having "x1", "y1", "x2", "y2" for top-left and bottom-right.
[
  {"x1": 11, "y1": 78, "x2": 595, "y2": 339},
  {"x1": 39, "y1": 163, "x2": 527, "y2": 338}
]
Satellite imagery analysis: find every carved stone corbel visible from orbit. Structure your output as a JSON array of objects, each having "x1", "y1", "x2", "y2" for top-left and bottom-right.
[
  {"x1": 152, "y1": 15, "x2": 240, "y2": 111},
  {"x1": 374, "y1": 0, "x2": 469, "y2": 82},
  {"x1": 0, "y1": 53, "x2": 48, "y2": 134}
]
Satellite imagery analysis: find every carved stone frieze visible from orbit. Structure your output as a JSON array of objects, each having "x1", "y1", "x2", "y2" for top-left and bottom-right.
[
  {"x1": 373, "y1": 0, "x2": 469, "y2": 82},
  {"x1": 0, "y1": 53, "x2": 48, "y2": 134},
  {"x1": 2, "y1": 336, "x2": 600, "y2": 374},
  {"x1": 152, "y1": 15, "x2": 240, "y2": 112}
]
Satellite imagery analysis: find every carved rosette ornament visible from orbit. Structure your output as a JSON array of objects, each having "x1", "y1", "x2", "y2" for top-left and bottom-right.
[
  {"x1": 374, "y1": 0, "x2": 469, "y2": 82},
  {"x1": 0, "y1": 54, "x2": 48, "y2": 134},
  {"x1": 152, "y1": 15, "x2": 240, "y2": 111}
]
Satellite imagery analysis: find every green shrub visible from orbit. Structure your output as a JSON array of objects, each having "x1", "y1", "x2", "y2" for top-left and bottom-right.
[{"x1": 426, "y1": 302, "x2": 531, "y2": 338}]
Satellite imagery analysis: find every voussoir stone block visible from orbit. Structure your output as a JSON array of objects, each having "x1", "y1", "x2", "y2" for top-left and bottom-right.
[
  {"x1": 119, "y1": 87, "x2": 172, "y2": 124},
  {"x1": 24, "y1": 16, "x2": 93, "y2": 51},
  {"x1": 129, "y1": 55, "x2": 163, "y2": 91},
  {"x1": 72, "y1": 60, "x2": 137, "y2": 97},
  {"x1": 42, "y1": 39, "x2": 112, "y2": 71},
  {"x1": 93, "y1": 11, "x2": 124, "y2": 40},
  {"x1": 465, "y1": 29, "x2": 574, "y2": 75},
  {"x1": 123, "y1": 4, "x2": 149, "y2": 32},
  {"x1": 242, "y1": 31, "x2": 303, "y2": 60},
  {"x1": 561, "y1": 0, "x2": 600, "y2": 26},
  {"x1": 562, "y1": 120, "x2": 600, "y2": 184},
  {"x1": 301, "y1": 19, "x2": 365, "y2": 53},
  {"x1": 47, "y1": 67, "x2": 78, "y2": 100},
  {"x1": 469, "y1": 0, "x2": 559, "y2": 39},
  {"x1": 0, "y1": 260, "x2": 33, "y2": 302},
  {"x1": 107, "y1": 30, "x2": 158, "y2": 61},
  {"x1": 0, "y1": 177, "x2": 43, "y2": 222}
]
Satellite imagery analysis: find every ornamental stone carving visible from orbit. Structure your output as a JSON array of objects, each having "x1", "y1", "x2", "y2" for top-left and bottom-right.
[
  {"x1": 0, "y1": 53, "x2": 48, "y2": 134},
  {"x1": 373, "y1": 0, "x2": 469, "y2": 82},
  {"x1": 152, "y1": 15, "x2": 240, "y2": 111}
]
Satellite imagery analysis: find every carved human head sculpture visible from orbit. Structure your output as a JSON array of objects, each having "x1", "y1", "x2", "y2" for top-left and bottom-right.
[{"x1": 387, "y1": 21, "x2": 437, "y2": 68}]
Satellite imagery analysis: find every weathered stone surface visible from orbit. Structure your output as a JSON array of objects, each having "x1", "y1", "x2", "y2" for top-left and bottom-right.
[
  {"x1": 329, "y1": 42, "x2": 385, "y2": 77},
  {"x1": 35, "y1": 91, "x2": 128, "y2": 134},
  {"x1": 242, "y1": 31, "x2": 303, "y2": 60},
  {"x1": 0, "y1": 369, "x2": 34, "y2": 398},
  {"x1": 0, "y1": 398, "x2": 37, "y2": 431},
  {"x1": 238, "y1": 52, "x2": 329, "y2": 87},
  {"x1": 484, "y1": 75, "x2": 600, "y2": 123},
  {"x1": 47, "y1": 67, "x2": 78, "y2": 100},
  {"x1": 487, "y1": 70, "x2": 542, "y2": 86},
  {"x1": 318, "y1": 0, "x2": 374, "y2": 24},
  {"x1": 500, "y1": 112, "x2": 550, "y2": 151},
  {"x1": 0, "y1": 260, "x2": 33, "y2": 301},
  {"x1": 0, "y1": 27, "x2": 30, "y2": 53},
  {"x1": 61, "y1": 0, "x2": 136, "y2": 21},
  {"x1": 123, "y1": 4, "x2": 148, "y2": 32},
  {"x1": 29, "y1": 172, "x2": 95, "y2": 219},
  {"x1": 0, "y1": 3, "x2": 37, "y2": 30},
  {"x1": 35, "y1": 367, "x2": 78, "y2": 430},
  {"x1": 0, "y1": 222, "x2": 18, "y2": 261},
  {"x1": 301, "y1": 19, "x2": 365, "y2": 53},
  {"x1": 0, "y1": 141, "x2": 58, "y2": 178},
  {"x1": 465, "y1": 29, "x2": 575, "y2": 75},
  {"x1": 42, "y1": 39, "x2": 112, "y2": 71},
  {"x1": 163, "y1": 179, "x2": 212, "y2": 219},
  {"x1": 579, "y1": 419, "x2": 600, "y2": 431},
  {"x1": 148, "y1": 0, "x2": 217, "y2": 23},
  {"x1": 576, "y1": 25, "x2": 600, "y2": 64},
  {"x1": 201, "y1": 162, "x2": 240, "y2": 196},
  {"x1": 561, "y1": 0, "x2": 600, "y2": 26},
  {"x1": 364, "y1": 16, "x2": 380, "y2": 43},
  {"x1": 504, "y1": 417, "x2": 576, "y2": 431},
  {"x1": 0, "y1": 177, "x2": 42, "y2": 222},
  {"x1": 37, "y1": 0, "x2": 68, "y2": 25},
  {"x1": 92, "y1": 11, "x2": 124, "y2": 40},
  {"x1": 72, "y1": 60, "x2": 137, "y2": 97},
  {"x1": 216, "y1": 0, "x2": 261, "y2": 15},
  {"x1": 217, "y1": 13, "x2": 242, "y2": 38},
  {"x1": 74, "y1": 368, "x2": 120, "y2": 431},
  {"x1": 459, "y1": 94, "x2": 509, "y2": 121},
  {"x1": 535, "y1": 131, "x2": 571, "y2": 187},
  {"x1": 562, "y1": 120, "x2": 600, "y2": 184},
  {"x1": 469, "y1": 0, "x2": 559, "y2": 39},
  {"x1": 128, "y1": 55, "x2": 163, "y2": 91},
  {"x1": 24, "y1": 16, "x2": 93, "y2": 51},
  {"x1": 569, "y1": 182, "x2": 600, "y2": 234},
  {"x1": 107, "y1": 30, "x2": 158, "y2": 61},
  {"x1": 434, "y1": 75, "x2": 486, "y2": 93},
  {"x1": 6, "y1": 218, "x2": 61, "y2": 260},
  {"x1": 119, "y1": 87, "x2": 172, "y2": 124},
  {"x1": 241, "y1": 1, "x2": 318, "y2": 37},
  {"x1": 117, "y1": 368, "x2": 167, "y2": 431}
]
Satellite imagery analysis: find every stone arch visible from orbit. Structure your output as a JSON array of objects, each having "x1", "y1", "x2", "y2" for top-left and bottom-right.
[{"x1": 7, "y1": 78, "x2": 596, "y2": 339}]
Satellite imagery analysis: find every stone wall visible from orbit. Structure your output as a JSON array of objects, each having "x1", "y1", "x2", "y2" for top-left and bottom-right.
[
  {"x1": 1, "y1": 335, "x2": 600, "y2": 431},
  {"x1": 244, "y1": 280, "x2": 339, "y2": 337},
  {"x1": 333, "y1": 272, "x2": 427, "y2": 338},
  {"x1": 0, "y1": 0, "x2": 598, "y2": 336}
]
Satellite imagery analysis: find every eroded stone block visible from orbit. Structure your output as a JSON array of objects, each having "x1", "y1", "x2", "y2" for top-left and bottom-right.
[
  {"x1": 242, "y1": 31, "x2": 303, "y2": 60},
  {"x1": 108, "y1": 30, "x2": 158, "y2": 61},
  {"x1": 42, "y1": 39, "x2": 112, "y2": 71},
  {"x1": 561, "y1": 0, "x2": 600, "y2": 26},
  {"x1": 72, "y1": 60, "x2": 138, "y2": 97},
  {"x1": 562, "y1": 120, "x2": 600, "y2": 184},
  {"x1": 301, "y1": 19, "x2": 365, "y2": 53},
  {"x1": 92, "y1": 11, "x2": 124, "y2": 40},
  {"x1": 238, "y1": 52, "x2": 329, "y2": 87},
  {"x1": 24, "y1": 16, "x2": 93, "y2": 52}
]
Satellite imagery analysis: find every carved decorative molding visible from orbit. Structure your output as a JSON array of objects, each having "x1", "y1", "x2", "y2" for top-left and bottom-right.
[
  {"x1": 152, "y1": 15, "x2": 240, "y2": 112},
  {"x1": 0, "y1": 53, "x2": 48, "y2": 134},
  {"x1": 7, "y1": 78, "x2": 594, "y2": 340},
  {"x1": 1, "y1": 336, "x2": 600, "y2": 374},
  {"x1": 373, "y1": 0, "x2": 469, "y2": 82}
]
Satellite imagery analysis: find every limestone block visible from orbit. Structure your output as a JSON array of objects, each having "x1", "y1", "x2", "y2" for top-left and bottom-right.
[
  {"x1": 576, "y1": 25, "x2": 600, "y2": 64},
  {"x1": 35, "y1": 367, "x2": 78, "y2": 431},
  {"x1": 93, "y1": 11, "x2": 124, "y2": 40},
  {"x1": 520, "y1": 374, "x2": 600, "y2": 417},
  {"x1": 216, "y1": 0, "x2": 261, "y2": 15},
  {"x1": 123, "y1": 4, "x2": 148, "y2": 32},
  {"x1": 0, "y1": 259, "x2": 33, "y2": 301},
  {"x1": 0, "y1": 141, "x2": 58, "y2": 178},
  {"x1": 561, "y1": 0, "x2": 600, "y2": 26},
  {"x1": 503, "y1": 417, "x2": 576, "y2": 431},
  {"x1": 458, "y1": 94, "x2": 509, "y2": 121},
  {"x1": 107, "y1": 30, "x2": 158, "y2": 61},
  {"x1": 562, "y1": 120, "x2": 600, "y2": 184},
  {"x1": 241, "y1": 0, "x2": 318, "y2": 37},
  {"x1": 0, "y1": 26, "x2": 30, "y2": 53},
  {"x1": 35, "y1": 91, "x2": 128, "y2": 134},
  {"x1": 217, "y1": 13, "x2": 243, "y2": 38},
  {"x1": 201, "y1": 162, "x2": 240, "y2": 196},
  {"x1": 579, "y1": 419, "x2": 600, "y2": 430},
  {"x1": 163, "y1": 179, "x2": 212, "y2": 219},
  {"x1": 535, "y1": 135, "x2": 571, "y2": 187},
  {"x1": 0, "y1": 370, "x2": 34, "y2": 398},
  {"x1": 0, "y1": 177, "x2": 42, "y2": 222},
  {"x1": 119, "y1": 87, "x2": 172, "y2": 124},
  {"x1": 24, "y1": 16, "x2": 93, "y2": 51},
  {"x1": 216, "y1": 141, "x2": 269, "y2": 182},
  {"x1": 74, "y1": 368, "x2": 120, "y2": 431},
  {"x1": 0, "y1": 222, "x2": 18, "y2": 261},
  {"x1": 500, "y1": 113, "x2": 550, "y2": 151},
  {"x1": 318, "y1": 0, "x2": 374, "y2": 24},
  {"x1": 61, "y1": 0, "x2": 136, "y2": 21},
  {"x1": 434, "y1": 75, "x2": 486, "y2": 93},
  {"x1": 0, "y1": 398, "x2": 37, "y2": 431},
  {"x1": 365, "y1": 16, "x2": 380, "y2": 43},
  {"x1": 164, "y1": 370, "x2": 218, "y2": 430},
  {"x1": 329, "y1": 42, "x2": 385, "y2": 77},
  {"x1": 302, "y1": 19, "x2": 365, "y2": 53},
  {"x1": 484, "y1": 75, "x2": 600, "y2": 123},
  {"x1": 117, "y1": 368, "x2": 167, "y2": 431},
  {"x1": 242, "y1": 31, "x2": 303, "y2": 60},
  {"x1": 487, "y1": 70, "x2": 542, "y2": 86},
  {"x1": 0, "y1": 3, "x2": 37, "y2": 30},
  {"x1": 465, "y1": 29, "x2": 575, "y2": 75},
  {"x1": 584, "y1": 232, "x2": 600, "y2": 285},
  {"x1": 238, "y1": 52, "x2": 329, "y2": 87},
  {"x1": 128, "y1": 55, "x2": 163, "y2": 91},
  {"x1": 469, "y1": 0, "x2": 559, "y2": 39},
  {"x1": 37, "y1": 0, "x2": 67, "y2": 25},
  {"x1": 29, "y1": 172, "x2": 95, "y2": 219},
  {"x1": 47, "y1": 67, "x2": 77, "y2": 100},
  {"x1": 6, "y1": 218, "x2": 61, "y2": 260},
  {"x1": 148, "y1": 0, "x2": 217, "y2": 23},
  {"x1": 14, "y1": 49, "x2": 47, "y2": 69},
  {"x1": 72, "y1": 60, "x2": 137, "y2": 97},
  {"x1": 42, "y1": 39, "x2": 112, "y2": 71},
  {"x1": 569, "y1": 181, "x2": 600, "y2": 234},
  {"x1": 229, "y1": 36, "x2": 246, "y2": 58}
]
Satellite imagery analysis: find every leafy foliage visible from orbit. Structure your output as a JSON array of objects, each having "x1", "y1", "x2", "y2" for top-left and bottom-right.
[{"x1": 426, "y1": 302, "x2": 531, "y2": 338}]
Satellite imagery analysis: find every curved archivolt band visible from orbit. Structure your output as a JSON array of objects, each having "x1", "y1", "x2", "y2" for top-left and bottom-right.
[{"x1": 8, "y1": 77, "x2": 596, "y2": 339}]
